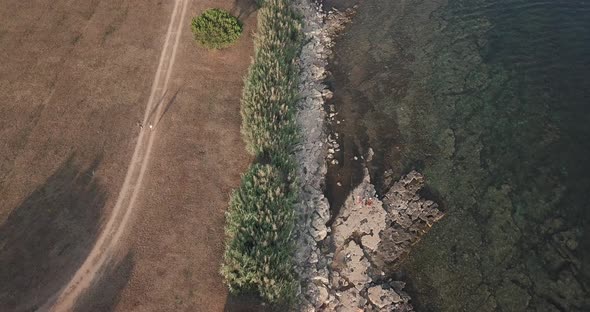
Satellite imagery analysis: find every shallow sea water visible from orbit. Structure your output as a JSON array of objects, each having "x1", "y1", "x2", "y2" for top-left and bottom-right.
[{"x1": 325, "y1": 0, "x2": 590, "y2": 310}]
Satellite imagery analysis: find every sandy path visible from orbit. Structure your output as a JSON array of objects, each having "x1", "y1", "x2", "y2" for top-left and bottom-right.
[{"x1": 39, "y1": 1, "x2": 189, "y2": 310}]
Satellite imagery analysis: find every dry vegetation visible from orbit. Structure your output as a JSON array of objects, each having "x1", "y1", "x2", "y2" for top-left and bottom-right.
[{"x1": 221, "y1": 0, "x2": 303, "y2": 304}]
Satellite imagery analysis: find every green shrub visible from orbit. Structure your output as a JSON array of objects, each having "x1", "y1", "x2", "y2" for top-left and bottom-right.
[
  {"x1": 191, "y1": 8, "x2": 243, "y2": 49},
  {"x1": 221, "y1": 0, "x2": 302, "y2": 305},
  {"x1": 221, "y1": 164, "x2": 297, "y2": 303},
  {"x1": 240, "y1": 0, "x2": 302, "y2": 155}
]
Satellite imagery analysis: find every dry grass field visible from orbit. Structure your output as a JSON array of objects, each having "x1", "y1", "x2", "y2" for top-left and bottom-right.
[{"x1": 0, "y1": 0, "x2": 260, "y2": 311}]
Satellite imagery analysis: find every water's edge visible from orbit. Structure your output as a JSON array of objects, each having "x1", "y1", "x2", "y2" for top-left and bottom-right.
[{"x1": 322, "y1": 0, "x2": 590, "y2": 310}]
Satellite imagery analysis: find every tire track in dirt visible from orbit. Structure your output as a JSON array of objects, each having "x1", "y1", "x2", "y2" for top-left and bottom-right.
[{"x1": 38, "y1": 0, "x2": 189, "y2": 310}]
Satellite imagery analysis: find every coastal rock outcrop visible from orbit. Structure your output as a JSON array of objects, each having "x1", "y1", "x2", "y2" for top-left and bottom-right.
[
  {"x1": 291, "y1": 1, "x2": 444, "y2": 311},
  {"x1": 320, "y1": 169, "x2": 442, "y2": 311}
]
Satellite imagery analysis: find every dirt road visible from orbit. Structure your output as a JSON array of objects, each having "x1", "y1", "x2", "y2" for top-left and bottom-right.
[
  {"x1": 41, "y1": 0, "x2": 189, "y2": 310},
  {"x1": 103, "y1": 0, "x2": 265, "y2": 310},
  {"x1": 105, "y1": 0, "x2": 263, "y2": 309}
]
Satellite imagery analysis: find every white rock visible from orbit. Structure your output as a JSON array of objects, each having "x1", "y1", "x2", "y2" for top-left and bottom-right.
[
  {"x1": 310, "y1": 227, "x2": 328, "y2": 241},
  {"x1": 311, "y1": 212, "x2": 327, "y2": 229},
  {"x1": 317, "y1": 285, "x2": 329, "y2": 306},
  {"x1": 312, "y1": 275, "x2": 330, "y2": 285}
]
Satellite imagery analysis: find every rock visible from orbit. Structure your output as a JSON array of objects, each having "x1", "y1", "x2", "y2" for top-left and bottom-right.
[
  {"x1": 336, "y1": 288, "x2": 362, "y2": 312},
  {"x1": 310, "y1": 227, "x2": 328, "y2": 241},
  {"x1": 311, "y1": 212, "x2": 328, "y2": 228},
  {"x1": 327, "y1": 294, "x2": 337, "y2": 305},
  {"x1": 390, "y1": 281, "x2": 406, "y2": 293},
  {"x1": 337, "y1": 241, "x2": 372, "y2": 290},
  {"x1": 358, "y1": 296, "x2": 368, "y2": 308},
  {"x1": 325, "y1": 167, "x2": 441, "y2": 311},
  {"x1": 495, "y1": 280, "x2": 531, "y2": 311},
  {"x1": 367, "y1": 285, "x2": 402, "y2": 308},
  {"x1": 376, "y1": 171, "x2": 444, "y2": 268},
  {"x1": 317, "y1": 285, "x2": 330, "y2": 306},
  {"x1": 309, "y1": 252, "x2": 319, "y2": 264},
  {"x1": 367, "y1": 147, "x2": 374, "y2": 161},
  {"x1": 331, "y1": 170, "x2": 388, "y2": 252},
  {"x1": 331, "y1": 275, "x2": 342, "y2": 289},
  {"x1": 300, "y1": 299, "x2": 316, "y2": 312},
  {"x1": 316, "y1": 197, "x2": 330, "y2": 220},
  {"x1": 566, "y1": 238, "x2": 578, "y2": 250},
  {"x1": 295, "y1": 244, "x2": 312, "y2": 263},
  {"x1": 360, "y1": 231, "x2": 381, "y2": 253},
  {"x1": 312, "y1": 275, "x2": 330, "y2": 285}
]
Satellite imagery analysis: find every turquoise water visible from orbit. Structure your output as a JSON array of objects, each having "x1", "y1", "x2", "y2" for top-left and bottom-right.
[{"x1": 326, "y1": 0, "x2": 590, "y2": 310}]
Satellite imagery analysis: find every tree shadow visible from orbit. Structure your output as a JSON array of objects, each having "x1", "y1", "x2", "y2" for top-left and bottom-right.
[
  {"x1": 231, "y1": 0, "x2": 258, "y2": 20},
  {"x1": 0, "y1": 155, "x2": 107, "y2": 311},
  {"x1": 224, "y1": 292, "x2": 281, "y2": 312},
  {"x1": 72, "y1": 252, "x2": 134, "y2": 312}
]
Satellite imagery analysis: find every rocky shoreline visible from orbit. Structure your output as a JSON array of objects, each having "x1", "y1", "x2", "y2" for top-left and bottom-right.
[
  {"x1": 291, "y1": 0, "x2": 351, "y2": 309},
  {"x1": 292, "y1": 1, "x2": 445, "y2": 311}
]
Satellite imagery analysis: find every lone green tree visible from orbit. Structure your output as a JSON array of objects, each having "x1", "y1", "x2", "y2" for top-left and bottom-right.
[{"x1": 191, "y1": 8, "x2": 243, "y2": 49}]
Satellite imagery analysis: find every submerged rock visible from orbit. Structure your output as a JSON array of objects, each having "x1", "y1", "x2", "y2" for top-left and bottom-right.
[
  {"x1": 376, "y1": 171, "x2": 444, "y2": 268},
  {"x1": 367, "y1": 285, "x2": 402, "y2": 308}
]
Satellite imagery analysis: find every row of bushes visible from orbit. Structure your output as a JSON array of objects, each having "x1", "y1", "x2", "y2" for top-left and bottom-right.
[{"x1": 220, "y1": 0, "x2": 302, "y2": 304}]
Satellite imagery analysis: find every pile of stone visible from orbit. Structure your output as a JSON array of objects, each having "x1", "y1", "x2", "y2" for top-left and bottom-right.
[
  {"x1": 290, "y1": 0, "x2": 352, "y2": 310},
  {"x1": 326, "y1": 132, "x2": 340, "y2": 165}
]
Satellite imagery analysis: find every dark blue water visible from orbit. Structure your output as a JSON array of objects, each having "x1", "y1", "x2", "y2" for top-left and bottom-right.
[{"x1": 325, "y1": 0, "x2": 590, "y2": 310}]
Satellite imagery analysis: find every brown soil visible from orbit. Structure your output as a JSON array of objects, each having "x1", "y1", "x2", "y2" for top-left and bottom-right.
[
  {"x1": 0, "y1": 0, "x2": 264, "y2": 311},
  {"x1": 0, "y1": 0, "x2": 169, "y2": 310},
  {"x1": 75, "y1": 0, "x2": 266, "y2": 311}
]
